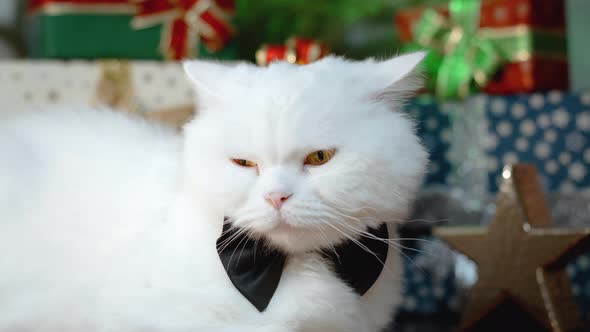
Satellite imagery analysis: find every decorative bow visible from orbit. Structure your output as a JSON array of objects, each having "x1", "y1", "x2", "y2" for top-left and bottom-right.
[
  {"x1": 132, "y1": 0, "x2": 235, "y2": 60},
  {"x1": 405, "y1": 0, "x2": 568, "y2": 99},
  {"x1": 413, "y1": 0, "x2": 501, "y2": 100},
  {"x1": 217, "y1": 222, "x2": 389, "y2": 312}
]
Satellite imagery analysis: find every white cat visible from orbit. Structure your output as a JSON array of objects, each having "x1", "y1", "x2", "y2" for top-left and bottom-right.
[{"x1": 0, "y1": 53, "x2": 428, "y2": 332}]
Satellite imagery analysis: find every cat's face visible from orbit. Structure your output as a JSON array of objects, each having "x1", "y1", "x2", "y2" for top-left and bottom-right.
[{"x1": 182, "y1": 54, "x2": 428, "y2": 253}]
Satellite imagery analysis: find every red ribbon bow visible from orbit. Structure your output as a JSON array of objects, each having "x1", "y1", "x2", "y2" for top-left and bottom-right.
[{"x1": 132, "y1": 0, "x2": 235, "y2": 59}]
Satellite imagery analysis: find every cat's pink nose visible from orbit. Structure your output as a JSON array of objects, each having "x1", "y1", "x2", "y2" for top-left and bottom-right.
[{"x1": 264, "y1": 192, "x2": 292, "y2": 210}]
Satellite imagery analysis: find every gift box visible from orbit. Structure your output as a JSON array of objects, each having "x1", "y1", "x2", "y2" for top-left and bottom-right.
[
  {"x1": 407, "y1": 95, "x2": 452, "y2": 185},
  {"x1": 26, "y1": 0, "x2": 236, "y2": 60},
  {"x1": 395, "y1": 0, "x2": 568, "y2": 97},
  {"x1": 484, "y1": 91, "x2": 590, "y2": 192},
  {"x1": 0, "y1": 60, "x2": 193, "y2": 118},
  {"x1": 407, "y1": 91, "x2": 590, "y2": 193},
  {"x1": 398, "y1": 237, "x2": 460, "y2": 317}
]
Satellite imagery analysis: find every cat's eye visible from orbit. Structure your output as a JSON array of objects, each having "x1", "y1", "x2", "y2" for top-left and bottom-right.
[
  {"x1": 304, "y1": 149, "x2": 336, "y2": 166},
  {"x1": 232, "y1": 159, "x2": 258, "y2": 168}
]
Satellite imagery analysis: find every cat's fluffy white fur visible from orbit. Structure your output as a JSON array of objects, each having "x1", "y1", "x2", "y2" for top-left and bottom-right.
[{"x1": 0, "y1": 53, "x2": 428, "y2": 332}]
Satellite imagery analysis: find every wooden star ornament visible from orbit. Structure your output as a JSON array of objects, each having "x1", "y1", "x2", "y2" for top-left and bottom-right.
[{"x1": 435, "y1": 164, "x2": 590, "y2": 332}]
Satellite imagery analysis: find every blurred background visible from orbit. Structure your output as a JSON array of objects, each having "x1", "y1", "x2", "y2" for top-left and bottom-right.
[
  {"x1": 0, "y1": 1, "x2": 589, "y2": 331},
  {"x1": 1, "y1": 0, "x2": 450, "y2": 61}
]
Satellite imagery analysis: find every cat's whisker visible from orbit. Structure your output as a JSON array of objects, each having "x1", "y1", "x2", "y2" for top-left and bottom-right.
[
  {"x1": 218, "y1": 212, "x2": 264, "y2": 241},
  {"x1": 325, "y1": 207, "x2": 367, "y2": 223},
  {"x1": 221, "y1": 209, "x2": 261, "y2": 226},
  {"x1": 389, "y1": 237, "x2": 436, "y2": 244},
  {"x1": 310, "y1": 223, "x2": 340, "y2": 261},
  {"x1": 313, "y1": 212, "x2": 436, "y2": 272},
  {"x1": 323, "y1": 197, "x2": 379, "y2": 212},
  {"x1": 218, "y1": 211, "x2": 269, "y2": 256},
  {"x1": 252, "y1": 234, "x2": 261, "y2": 265},
  {"x1": 328, "y1": 217, "x2": 434, "y2": 257},
  {"x1": 322, "y1": 206, "x2": 400, "y2": 224},
  {"x1": 326, "y1": 203, "x2": 448, "y2": 225},
  {"x1": 326, "y1": 206, "x2": 405, "y2": 226},
  {"x1": 293, "y1": 207, "x2": 438, "y2": 259},
  {"x1": 400, "y1": 218, "x2": 449, "y2": 224},
  {"x1": 325, "y1": 217, "x2": 424, "y2": 273},
  {"x1": 321, "y1": 220, "x2": 393, "y2": 275},
  {"x1": 216, "y1": 231, "x2": 241, "y2": 251},
  {"x1": 332, "y1": 206, "x2": 378, "y2": 214},
  {"x1": 236, "y1": 228, "x2": 257, "y2": 267},
  {"x1": 216, "y1": 224, "x2": 247, "y2": 247},
  {"x1": 226, "y1": 227, "x2": 253, "y2": 268},
  {"x1": 216, "y1": 226, "x2": 252, "y2": 254}
]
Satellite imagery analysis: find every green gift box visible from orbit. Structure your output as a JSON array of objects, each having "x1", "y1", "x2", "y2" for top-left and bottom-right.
[{"x1": 27, "y1": 0, "x2": 236, "y2": 60}]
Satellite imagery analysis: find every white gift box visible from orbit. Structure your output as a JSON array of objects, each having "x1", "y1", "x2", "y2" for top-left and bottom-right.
[{"x1": 0, "y1": 60, "x2": 194, "y2": 115}]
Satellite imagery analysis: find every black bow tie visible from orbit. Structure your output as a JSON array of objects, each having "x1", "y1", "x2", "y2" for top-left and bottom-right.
[{"x1": 216, "y1": 221, "x2": 389, "y2": 312}]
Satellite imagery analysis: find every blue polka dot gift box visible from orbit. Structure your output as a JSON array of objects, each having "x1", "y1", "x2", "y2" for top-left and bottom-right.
[
  {"x1": 406, "y1": 95, "x2": 452, "y2": 186},
  {"x1": 398, "y1": 237, "x2": 460, "y2": 317},
  {"x1": 484, "y1": 91, "x2": 590, "y2": 192},
  {"x1": 406, "y1": 91, "x2": 590, "y2": 193},
  {"x1": 569, "y1": 253, "x2": 590, "y2": 323}
]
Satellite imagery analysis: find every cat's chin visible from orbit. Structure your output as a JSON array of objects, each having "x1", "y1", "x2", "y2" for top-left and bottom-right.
[
  {"x1": 260, "y1": 220, "x2": 346, "y2": 254},
  {"x1": 263, "y1": 223, "x2": 318, "y2": 253}
]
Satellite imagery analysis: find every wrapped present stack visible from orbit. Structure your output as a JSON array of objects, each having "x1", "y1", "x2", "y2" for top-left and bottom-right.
[
  {"x1": 395, "y1": 0, "x2": 588, "y2": 196},
  {"x1": 27, "y1": 0, "x2": 236, "y2": 60},
  {"x1": 394, "y1": 1, "x2": 590, "y2": 331}
]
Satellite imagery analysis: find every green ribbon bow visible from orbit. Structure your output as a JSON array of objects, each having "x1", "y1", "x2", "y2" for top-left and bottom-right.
[
  {"x1": 413, "y1": 0, "x2": 501, "y2": 100},
  {"x1": 403, "y1": 0, "x2": 569, "y2": 99}
]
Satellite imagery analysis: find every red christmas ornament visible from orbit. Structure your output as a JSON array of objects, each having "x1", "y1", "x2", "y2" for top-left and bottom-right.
[
  {"x1": 256, "y1": 37, "x2": 329, "y2": 66},
  {"x1": 286, "y1": 37, "x2": 330, "y2": 64},
  {"x1": 255, "y1": 44, "x2": 296, "y2": 66}
]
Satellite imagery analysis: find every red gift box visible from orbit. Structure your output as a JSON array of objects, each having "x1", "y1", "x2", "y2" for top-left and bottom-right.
[{"x1": 395, "y1": 0, "x2": 568, "y2": 94}]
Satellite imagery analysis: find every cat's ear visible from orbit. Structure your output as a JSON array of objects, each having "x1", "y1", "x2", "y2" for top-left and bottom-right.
[
  {"x1": 183, "y1": 60, "x2": 235, "y2": 105},
  {"x1": 371, "y1": 52, "x2": 426, "y2": 103},
  {"x1": 183, "y1": 60, "x2": 251, "y2": 110}
]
